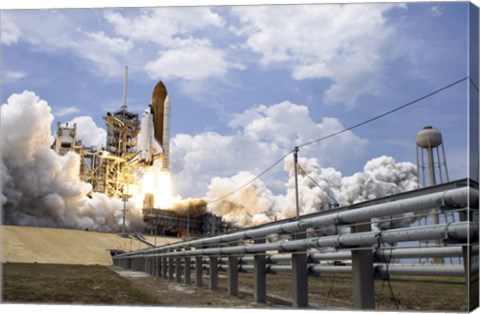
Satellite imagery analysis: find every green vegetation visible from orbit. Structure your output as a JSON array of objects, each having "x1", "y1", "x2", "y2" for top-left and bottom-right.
[
  {"x1": 1, "y1": 263, "x2": 470, "y2": 311},
  {"x1": 217, "y1": 272, "x2": 469, "y2": 311},
  {"x1": 2, "y1": 263, "x2": 159, "y2": 305}
]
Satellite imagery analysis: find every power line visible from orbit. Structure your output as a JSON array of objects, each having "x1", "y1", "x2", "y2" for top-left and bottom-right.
[
  {"x1": 298, "y1": 76, "x2": 468, "y2": 149},
  {"x1": 206, "y1": 76, "x2": 467, "y2": 207},
  {"x1": 297, "y1": 163, "x2": 339, "y2": 206},
  {"x1": 207, "y1": 150, "x2": 293, "y2": 205}
]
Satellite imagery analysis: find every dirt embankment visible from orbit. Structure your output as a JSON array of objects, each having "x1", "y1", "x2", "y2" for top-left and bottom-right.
[{"x1": 1, "y1": 225, "x2": 180, "y2": 265}]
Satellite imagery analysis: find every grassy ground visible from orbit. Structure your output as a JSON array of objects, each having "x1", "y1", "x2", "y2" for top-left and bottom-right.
[
  {"x1": 1, "y1": 263, "x2": 159, "y2": 305},
  {"x1": 215, "y1": 272, "x2": 469, "y2": 311},
  {"x1": 1, "y1": 262, "x2": 470, "y2": 311}
]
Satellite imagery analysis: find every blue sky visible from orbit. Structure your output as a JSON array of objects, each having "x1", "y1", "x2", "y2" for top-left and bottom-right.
[{"x1": 1, "y1": 1, "x2": 474, "y2": 198}]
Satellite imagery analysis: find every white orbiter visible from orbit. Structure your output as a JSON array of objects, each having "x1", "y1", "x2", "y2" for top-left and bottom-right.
[{"x1": 130, "y1": 81, "x2": 171, "y2": 168}]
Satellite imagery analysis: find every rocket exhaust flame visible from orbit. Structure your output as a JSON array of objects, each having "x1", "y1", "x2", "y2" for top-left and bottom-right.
[
  {"x1": 157, "y1": 170, "x2": 173, "y2": 209},
  {"x1": 136, "y1": 162, "x2": 174, "y2": 209}
]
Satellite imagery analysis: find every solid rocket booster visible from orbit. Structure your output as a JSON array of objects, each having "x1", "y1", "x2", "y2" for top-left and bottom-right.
[
  {"x1": 129, "y1": 80, "x2": 171, "y2": 167},
  {"x1": 151, "y1": 81, "x2": 171, "y2": 170}
]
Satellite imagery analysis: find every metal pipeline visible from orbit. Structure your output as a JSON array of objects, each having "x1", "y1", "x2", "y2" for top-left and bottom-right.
[
  {"x1": 115, "y1": 186, "x2": 477, "y2": 259},
  {"x1": 115, "y1": 221, "x2": 477, "y2": 260}
]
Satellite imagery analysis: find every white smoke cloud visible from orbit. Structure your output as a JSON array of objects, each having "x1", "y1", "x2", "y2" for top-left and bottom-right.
[
  {"x1": 206, "y1": 154, "x2": 418, "y2": 229},
  {"x1": 0, "y1": 91, "x2": 419, "y2": 232},
  {"x1": 1, "y1": 91, "x2": 144, "y2": 232},
  {"x1": 207, "y1": 171, "x2": 275, "y2": 228}
]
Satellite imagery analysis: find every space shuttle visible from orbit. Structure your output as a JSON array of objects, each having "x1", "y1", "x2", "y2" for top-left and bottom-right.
[{"x1": 129, "y1": 81, "x2": 171, "y2": 168}]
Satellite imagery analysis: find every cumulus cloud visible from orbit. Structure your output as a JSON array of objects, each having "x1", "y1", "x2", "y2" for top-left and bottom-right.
[
  {"x1": 171, "y1": 100, "x2": 368, "y2": 199},
  {"x1": 2, "y1": 10, "x2": 134, "y2": 77},
  {"x1": 66, "y1": 116, "x2": 107, "y2": 149},
  {"x1": 106, "y1": 8, "x2": 238, "y2": 82},
  {"x1": 1, "y1": 91, "x2": 144, "y2": 231},
  {"x1": 105, "y1": 7, "x2": 225, "y2": 45},
  {"x1": 145, "y1": 38, "x2": 240, "y2": 81},
  {"x1": 231, "y1": 4, "x2": 401, "y2": 106},
  {"x1": 1, "y1": 13, "x2": 21, "y2": 45}
]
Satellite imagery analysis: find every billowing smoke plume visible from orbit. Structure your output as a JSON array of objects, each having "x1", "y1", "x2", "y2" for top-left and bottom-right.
[
  {"x1": 207, "y1": 153, "x2": 418, "y2": 229},
  {"x1": 1, "y1": 91, "x2": 144, "y2": 231},
  {"x1": 207, "y1": 171, "x2": 275, "y2": 227},
  {"x1": 170, "y1": 198, "x2": 208, "y2": 217}
]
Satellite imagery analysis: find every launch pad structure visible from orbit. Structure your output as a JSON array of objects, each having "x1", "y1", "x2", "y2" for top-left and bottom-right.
[
  {"x1": 53, "y1": 110, "x2": 140, "y2": 200},
  {"x1": 52, "y1": 75, "x2": 225, "y2": 237}
]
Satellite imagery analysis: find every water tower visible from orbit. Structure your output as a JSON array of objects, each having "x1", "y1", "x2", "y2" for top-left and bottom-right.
[
  {"x1": 416, "y1": 125, "x2": 450, "y2": 264},
  {"x1": 416, "y1": 125, "x2": 449, "y2": 187}
]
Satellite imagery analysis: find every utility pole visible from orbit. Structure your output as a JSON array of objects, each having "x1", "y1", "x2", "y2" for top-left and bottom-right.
[
  {"x1": 293, "y1": 147, "x2": 300, "y2": 219},
  {"x1": 292, "y1": 146, "x2": 308, "y2": 307},
  {"x1": 187, "y1": 206, "x2": 190, "y2": 238}
]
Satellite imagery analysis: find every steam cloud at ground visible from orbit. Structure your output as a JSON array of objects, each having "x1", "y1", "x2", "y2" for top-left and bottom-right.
[
  {"x1": 1, "y1": 91, "x2": 144, "y2": 231},
  {"x1": 207, "y1": 154, "x2": 418, "y2": 229},
  {"x1": 1, "y1": 90, "x2": 418, "y2": 233}
]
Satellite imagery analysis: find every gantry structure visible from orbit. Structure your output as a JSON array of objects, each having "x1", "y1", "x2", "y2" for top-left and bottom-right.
[{"x1": 53, "y1": 107, "x2": 140, "y2": 199}]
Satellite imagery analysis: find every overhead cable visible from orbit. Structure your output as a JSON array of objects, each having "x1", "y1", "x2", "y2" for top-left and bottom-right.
[
  {"x1": 297, "y1": 163, "x2": 339, "y2": 206},
  {"x1": 207, "y1": 150, "x2": 293, "y2": 205},
  {"x1": 298, "y1": 76, "x2": 468, "y2": 149},
  {"x1": 205, "y1": 76, "x2": 468, "y2": 207}
]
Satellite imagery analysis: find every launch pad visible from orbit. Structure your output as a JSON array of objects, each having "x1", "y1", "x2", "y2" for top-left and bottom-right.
[
  {"x1": 52, "y1": 74, "x2": 225, "y2": 237},
  {"x1": 143, "y1": 208, "x2": 224, "y2": 238}
]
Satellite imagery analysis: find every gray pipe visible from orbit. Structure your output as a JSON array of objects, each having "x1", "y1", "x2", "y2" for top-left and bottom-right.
[
  {"x1": 223, "y1": 247, "x2": 464, "y2": 265},
  {"x1": 115, "y1": 186, "x2": 476, "y2": 259},
  {"x1": 239, "y1": 264, "x2": 465, "y2": 278},
  {"x1": 116, "y1": 222, "x2": 476, "y2": 260},
  {"x1": 309, "y1": 264, "x2": 465, "y2": 277}
]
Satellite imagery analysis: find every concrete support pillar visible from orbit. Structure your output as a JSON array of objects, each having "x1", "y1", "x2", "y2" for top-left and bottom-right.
[
  {"x1": 254, "y1": 237, "x2": 267, "y2": 304},
  {"x1": 156, "y1": 257, "x2": 162, "y2": 277},
  {"x1": 150, "y1": 257, "x2": 154, "y2": 275},
  {"x1": 146, "y1": 256, "x2": 151, "y2": 274},
  {"x1": 228, "y1": 255, "x2": 239, "y2": 297},
  {"x1": 162, "y1": 256, "x2": 168, "y2": 279},
  {"x1": 195, "y1": 256, "x2": 203, "y2": 287},
  {"x1": 152, "y1": 257, "x2": 157, "y2": 275},
  {"x1": 168, "y1": 251, "x2": 175, "y2": 281},
  {"x1": 351, "y1": 223, "x2": 375, "y2": 309},
  {"x1": 463, "y1": 245, "x2": 479, "y2": 310},
  {"x1": 184, "y1": 255, "x2": 191, "y2": 285},
  {"x1": 209, "y1": 256, "x2": 218, "y2": 290},
  {"x1": 142, "y1": 256, "x2": 147, "y2": 272},
  {"x1": 176, "y1": 252, "x2": 183, "y2": 283},
  {"x1": 138, "y1": 257, "x2": 143, "y2": 271},
  {"x1": 292, "y1": 233, "x2": 308, "y2": 308}
]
